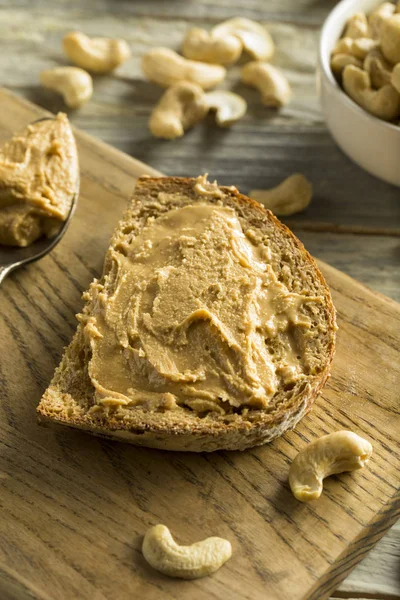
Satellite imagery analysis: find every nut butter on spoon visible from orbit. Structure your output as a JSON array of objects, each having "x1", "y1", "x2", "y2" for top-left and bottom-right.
[{"x1": 0, "y1": 114, "x2": 79, "y2": 284}]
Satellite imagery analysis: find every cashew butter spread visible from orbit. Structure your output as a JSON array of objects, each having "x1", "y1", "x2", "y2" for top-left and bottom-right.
[
  {"x1": 0, "y1": 113, "x2": 78, "y2": 246},
  {"x1": 80, "y1": 201, "x2": 323, "y2": 414}
]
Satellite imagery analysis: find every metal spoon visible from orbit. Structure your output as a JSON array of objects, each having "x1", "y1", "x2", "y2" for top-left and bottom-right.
[{"x1": 0, "y1": 117, "x2": 79, "y2": 285}]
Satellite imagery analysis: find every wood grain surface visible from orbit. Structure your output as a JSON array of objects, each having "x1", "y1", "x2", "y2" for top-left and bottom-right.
[{"x1": 0, "y1": 89, "x2": 399, "y2": 600}]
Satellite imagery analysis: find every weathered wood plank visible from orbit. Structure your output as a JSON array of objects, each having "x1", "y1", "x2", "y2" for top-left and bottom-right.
[
  {"x1": 0, "y1": 1, "x2": 338, "y2": 24},
  {"x1": 336, "y1": 521, "x2": 400, "y2": 598},
  {"x1": 294, "y1": 231, "x2": 400, "y2": 303}
]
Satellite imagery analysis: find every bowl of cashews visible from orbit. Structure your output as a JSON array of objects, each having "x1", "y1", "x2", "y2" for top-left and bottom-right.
[{"x1": 318, "y1": 0, "x2": 400, "y2": 186}]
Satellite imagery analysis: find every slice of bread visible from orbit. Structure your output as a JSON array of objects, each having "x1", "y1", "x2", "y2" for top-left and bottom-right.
[{"x1": 37, "y1": 176, "x2": 336, "y2": 451}]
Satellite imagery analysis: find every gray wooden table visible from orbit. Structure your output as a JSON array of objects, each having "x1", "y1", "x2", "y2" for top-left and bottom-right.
[{"x1": 0, "y1": 1, "x2": 398, "y2": 598}]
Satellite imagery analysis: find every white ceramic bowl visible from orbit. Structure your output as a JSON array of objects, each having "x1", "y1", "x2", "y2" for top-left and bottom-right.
[{"x1": 318, "y1": 0, "x2": 400, "y2": 186}]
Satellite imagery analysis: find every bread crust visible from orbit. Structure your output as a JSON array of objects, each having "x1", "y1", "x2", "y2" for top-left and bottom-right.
[{"x1": 37, "y1": 176, "x2": 336, "y2": 451}]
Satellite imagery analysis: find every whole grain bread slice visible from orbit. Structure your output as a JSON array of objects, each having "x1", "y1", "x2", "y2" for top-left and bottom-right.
[{"x1": 37, "y1": 176, "x2": 336, "y2": 451}]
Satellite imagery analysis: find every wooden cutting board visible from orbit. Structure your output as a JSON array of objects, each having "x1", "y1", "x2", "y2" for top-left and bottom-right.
[{"x1": 0, "y1": 88, "x2": 399, "y2": 600}]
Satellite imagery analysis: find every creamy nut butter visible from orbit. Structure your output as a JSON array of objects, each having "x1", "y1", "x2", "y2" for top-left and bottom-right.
[
  {"x1": 80, "y1": 200, "x2": 323, "y2": 414},
  {"x1": 0, "y1": 113, "x2": 78, "y2": 246}
]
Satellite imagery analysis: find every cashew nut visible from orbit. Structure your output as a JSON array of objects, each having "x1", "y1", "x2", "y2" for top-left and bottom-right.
[
  {"x1": 211, "y1": 17, "x2": 275, "y2": 61},
  {"x1": 391, "y1": 62, "x2": 400, "y2": 93},
  {"x1": 331, "y1": 54, "x2": 363, "y2": 78},
  {"x1": 343, "y1": 12, "x2": 370, "y2": 39},
  {"x1": 380, "y1": 14, "x2": 400, "y2": 64},
  {"x1": 342, "y1": 64, "x2": 400, "y2": 120},
  {"x1": 142, "y1": 524, "x2": 232, "y2": 579},
  {"x1": 149, "y1": 81, "x2": 208, "y2": 139},
  {"x1": 205, "y1": 90, "x2": 247, "y2": 126},
  {"x1": 141, "y1": 47, "x2": 226, "y2": 90},
  {"x1": 369, "y1": 2, "x2": 395, "y2": 38},
  {"x1": 241, "y1": 62, "x2": 292, "y2": 108},
  {"x1": 364, "y1": 48, "x2": 393, "y2": 88},
  {"x1": 332, "y1": 37, "x2": 354, "y2": 55},
  {"x1": 250, "y1": 173, "x2": 312, "y2": 216},
  {"x1": 289, "y1": 431, "x2": 373, "y2": 503},
  {"x1": 332, "y1": 37, "x2": 378, "y2": 60},
  {"x1": 349, "y1": 37, "x2": 379, "y2": 59},
  {"x1": 182, "y1": 27, "x2": 242, "y2": 65},
  {"x1": 40, "y1": 66, "x2": 93, "y2": 108},
  {"x1": 63, "y1": 31, "x2": 131, "y2": 74}
]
